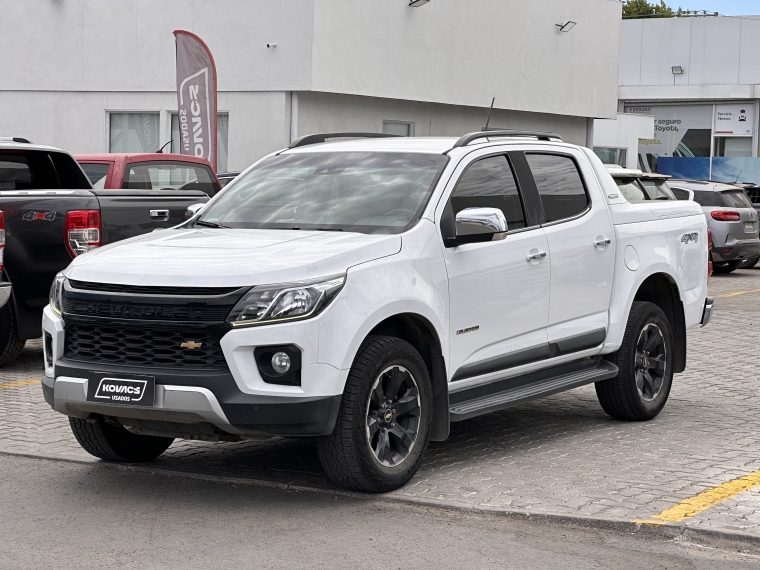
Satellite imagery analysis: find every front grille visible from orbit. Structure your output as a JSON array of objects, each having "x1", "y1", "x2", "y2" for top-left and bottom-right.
[
  {"x1": 64, "y1": 323, "x2": 228, "y2": 370},
  {"x1": 67, "y1": 280, "x2": 242, "y2": 296},
  {"x1": 62, "y1": 297, "x2": 233, "y2": 322}
]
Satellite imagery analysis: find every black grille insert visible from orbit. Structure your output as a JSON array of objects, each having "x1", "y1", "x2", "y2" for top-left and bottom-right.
[
  {"x1": 64, "y1": 324, "x2": 228, "y2": 370},
  {"x1": 62, "y1": 297, "x2": 233, "y2": 322},
  {"x1": 67, "y1": 280, "x2": 242, "y2": 296}
]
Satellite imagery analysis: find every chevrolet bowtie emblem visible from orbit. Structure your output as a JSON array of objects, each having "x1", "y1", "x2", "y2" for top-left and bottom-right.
[{"x1": 180, "y1": 341, "x2": 203, "y2": 350}]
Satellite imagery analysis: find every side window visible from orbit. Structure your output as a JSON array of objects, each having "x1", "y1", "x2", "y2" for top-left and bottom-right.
[
  {"x1": 526, "y1": 154, "x2": 589, "y2": 223},
  {"x1": 450, "y1": 155, "x2": 526, "y2": 231},
  {"x1": 671, "y1": 187, "x2": 691, "y2": 201}
]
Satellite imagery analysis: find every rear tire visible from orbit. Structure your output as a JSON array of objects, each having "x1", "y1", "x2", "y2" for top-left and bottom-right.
[
  {"x1": 739, "y1": 255, "x2": 759, "y2": 269},
  {"x1": 712, "y1": 260, "x2": 741, "y2": 274},
  {"x1": 69, "y1": 416, "x2": 173, "y2": 462},
  {"x1": 596, "y1": 301, "x2": 674, "y2": 421},
  {"x1": 316, "y1": 336, "x2": 432, "y2": 492},
  {"x1": 0, "y1": 303, "x2": 25, "y2": 367}
]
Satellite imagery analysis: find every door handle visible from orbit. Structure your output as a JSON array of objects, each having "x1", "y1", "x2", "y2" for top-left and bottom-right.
[
  {"x1": 526, "y1": 250, "x2": 547, "y2": 261},
  {"x1": 150, "y1": 209, "x2": 170, "y2": 220},
  {"x1": 593, "y1": 237, "x2": 611, "y2": 248}
]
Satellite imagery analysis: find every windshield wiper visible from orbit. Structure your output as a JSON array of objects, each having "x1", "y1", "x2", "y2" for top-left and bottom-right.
[
  {"x1": 306, "y1": 228, "x2": 343, "y2": 232},
  {"x1": 194, "y1": 219, "x2": 228, "y2": 229}
]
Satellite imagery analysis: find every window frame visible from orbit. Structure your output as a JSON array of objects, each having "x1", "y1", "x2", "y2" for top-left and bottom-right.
[
  {"x1": 382, "y1": 120, "x2": 415, "y2": 137},
  {"x1": 523, "y1": 151, "x2": 592, "y2": 227},
  {"x1": 447, "y1": 152, "x2": 533, "y2": 236}
]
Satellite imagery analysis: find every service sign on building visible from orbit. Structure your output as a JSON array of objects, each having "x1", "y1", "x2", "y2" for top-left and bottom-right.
[{"x1": 714, "y1": 104, "x2": 754, "y2": 137}]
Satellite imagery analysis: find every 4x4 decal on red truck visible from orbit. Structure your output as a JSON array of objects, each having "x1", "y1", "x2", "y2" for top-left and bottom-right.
[{"x1": 22, "y1": 211, "x2": 56, "y2": 221}]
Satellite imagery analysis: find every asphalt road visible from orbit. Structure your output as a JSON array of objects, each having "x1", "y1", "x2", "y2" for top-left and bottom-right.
[{"x1": 1, "y1": 454, "x2": 757, "y2": 570}]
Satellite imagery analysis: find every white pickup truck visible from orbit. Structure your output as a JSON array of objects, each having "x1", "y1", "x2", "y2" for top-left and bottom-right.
[{"x1": 42, "y1": 131, "x2": 712, "y2": 492}]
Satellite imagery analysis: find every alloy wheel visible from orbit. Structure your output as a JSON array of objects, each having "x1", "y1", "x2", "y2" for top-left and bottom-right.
[
  {"x1": 634, "y1": 323, "x2": 667, "y2": 401},
  {"x1": 365, "y1": 365, "x2": 421, "y2": 467}
]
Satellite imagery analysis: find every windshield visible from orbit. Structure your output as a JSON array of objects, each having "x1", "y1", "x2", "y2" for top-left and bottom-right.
[
  {"x1": 197, "y1": 152, "x2": 449, "y2": 233},
  {"x1": 640, "y1": 179, "x2": 675, "y2": 200}
]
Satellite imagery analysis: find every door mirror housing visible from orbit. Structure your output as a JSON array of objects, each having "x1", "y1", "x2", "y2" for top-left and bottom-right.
[
  {"x1": 185, "y1": 203, "x2": 206, "y2": 220},
  {"x1": 455, "y1": 207, "x2": 508, "y2": 237}
]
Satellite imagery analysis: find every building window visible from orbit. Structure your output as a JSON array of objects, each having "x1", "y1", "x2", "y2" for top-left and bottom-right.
[
  {"x1": 109, "y1": 112, "x2": 161, "y2": 153},
  {"x1": 383, "y1": 120, "x2": 414, "y2": 137},
  {"x1": 714, "y1": 137, "x2": 753, "y2": 158},
  {"x1": 593, "y1": 147, "x2": 627, "y2": 167},
  {"x1": 171, "y1": 113, "x2": 229, "y2": 172}
]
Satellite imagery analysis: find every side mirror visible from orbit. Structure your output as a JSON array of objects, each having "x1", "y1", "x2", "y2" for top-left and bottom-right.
[
  {"x1": 455, "y1": 207, "x2": 508, "y2": 240},
  {"x1": 185, "y1": 203, "x2": 206, "y2": 220}
]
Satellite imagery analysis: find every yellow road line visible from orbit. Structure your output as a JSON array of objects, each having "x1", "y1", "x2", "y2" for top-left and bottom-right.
[
  {"x1": 718, "y1": 288, "x2": 760, "y2": 298},
  {"x1": 634, "y1": 470, "x2": 760, "y2": 526},
  {"x1": 0, "y1": 379, "x2": 41, "y2": 389}
]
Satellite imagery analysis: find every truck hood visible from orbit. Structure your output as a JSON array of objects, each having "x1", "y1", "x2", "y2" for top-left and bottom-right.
[{"x1": 66, "y1": 229, "x2": 401, "y2": 286}]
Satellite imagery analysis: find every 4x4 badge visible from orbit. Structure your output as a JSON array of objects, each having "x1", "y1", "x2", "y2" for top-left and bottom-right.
[
  {"x1": 180, "y1": 341, "x2": 203, "y2": 350},
  {"x1": 22, "y1": 211, "x2": 56, "y2": 221}
]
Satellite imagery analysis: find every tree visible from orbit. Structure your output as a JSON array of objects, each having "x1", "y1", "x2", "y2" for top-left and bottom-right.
[{"x1": 622, "y1": 0, "x2": 678, "y2": 18}]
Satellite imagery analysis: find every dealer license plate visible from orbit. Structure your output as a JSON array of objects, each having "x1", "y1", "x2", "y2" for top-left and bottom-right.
[
  {"x1": 745, "y1": 222, "x2": 755, "y2": 231},
  {"x1": 87, "y1": 372, "x2": 155, "y2": 406}
]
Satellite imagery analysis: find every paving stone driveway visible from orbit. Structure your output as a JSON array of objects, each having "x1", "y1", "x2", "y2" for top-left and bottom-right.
[{"x1": 2, "y1": 269, "x2": 759, "y2": 542}]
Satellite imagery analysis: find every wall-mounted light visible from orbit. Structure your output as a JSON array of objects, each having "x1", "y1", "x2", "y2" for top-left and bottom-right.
[
  {"x1": 671, "y1": 65, "x2": 684, "y2": 75},
  {"x1": 409, "y1": 0, "x2": 430, "y2": 6},
  {"x1": 556, "y1": 21, "x2": 577, "y2": 32}
]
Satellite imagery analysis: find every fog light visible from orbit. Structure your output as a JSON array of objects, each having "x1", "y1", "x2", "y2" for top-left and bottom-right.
[{"x1": 271, "y1": 351, "x2": 291, "y2": 374}]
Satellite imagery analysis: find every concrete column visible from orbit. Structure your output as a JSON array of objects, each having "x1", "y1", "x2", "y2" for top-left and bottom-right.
[{"x1": 585, "y1": 117, "x2": 595, "y2": 149}]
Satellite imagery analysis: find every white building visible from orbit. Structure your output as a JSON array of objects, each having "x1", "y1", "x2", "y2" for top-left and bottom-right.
[
  {"x1": 618, "y1": 14, "x2": 760, "y2": 182},
  {"x1": 0, "y1": 0, "x2": 622, "y2": 172}
]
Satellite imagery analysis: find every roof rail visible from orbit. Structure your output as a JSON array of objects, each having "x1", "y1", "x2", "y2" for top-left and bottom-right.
[
  {"x1": 450, "y1": 130, "x2": 563, "y2": 150},
  {"x1": 288, "y1": 132, "x2": 400, "y2": 149},
  {"x1": 0, "y1": 137, "x2": 32, "y2": 144}
]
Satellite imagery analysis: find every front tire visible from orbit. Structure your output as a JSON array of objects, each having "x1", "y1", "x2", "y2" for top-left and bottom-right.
[
  {"x1": 69, "y1": 416, "x2": 173, "y2": 462},
  {"x1": 0, "y1": 303, "x2": 25, "y2": 367},
  {"x1": 712, "y1": 260, "x2": 741, "y2": 274},
  {"x1": 596, "y1": 301, "x2": 674, "y2": 421},
  {"x1": 316, "y1": 336, "x2": 432, "y2": 492}
]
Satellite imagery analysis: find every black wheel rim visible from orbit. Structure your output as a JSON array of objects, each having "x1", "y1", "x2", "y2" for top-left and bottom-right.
[
  {"x1": 365, "y1": 365, "x2": 421, "y2": 467},
  {"x1": 635, "y1": 323, "x2": 667, "y2": 401}
]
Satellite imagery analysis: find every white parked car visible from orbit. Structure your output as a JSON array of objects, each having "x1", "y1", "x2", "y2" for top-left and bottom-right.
[{"x1": 42, "y1": 131, "x2": 712, "y2": 492}]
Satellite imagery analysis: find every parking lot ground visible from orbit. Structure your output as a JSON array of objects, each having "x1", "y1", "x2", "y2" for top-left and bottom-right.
[{"x1": 1, "y1": 268, "x2": 759, "y2": 550}]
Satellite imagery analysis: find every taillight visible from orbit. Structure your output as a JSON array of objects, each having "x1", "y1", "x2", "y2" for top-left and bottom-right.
[
  {"x1": 64, "y1": 210, "x2": 101, "y2": 258},
  {"x1": 0, "y1": 211, "x2": 5, "y2": 273},
  {"x1": 711, "y1": 210, "x2": 741, "y2": 222},
  {"x1": 707, "y1": 228, "x2": 713, "y2": 278}
]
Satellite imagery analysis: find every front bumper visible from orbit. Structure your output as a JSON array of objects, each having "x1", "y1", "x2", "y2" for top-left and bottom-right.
[
  {"x1": 45, "y1": 360, "x2": 341, "y2": 437},
  {"x1": 711, "y1": 240, "x2": 760, "y2": 262}
]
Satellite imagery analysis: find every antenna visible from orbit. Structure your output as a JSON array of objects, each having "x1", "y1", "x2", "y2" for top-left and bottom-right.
[
  {"x1": 483, "y1": 97, "x2": 495, "y2": 132},
  {"x1": 156, "y1": 140, "x2": 172, "y2": 154},
  {"x1": 734, "y1": 169, "x2": 743, "y2": 184}
]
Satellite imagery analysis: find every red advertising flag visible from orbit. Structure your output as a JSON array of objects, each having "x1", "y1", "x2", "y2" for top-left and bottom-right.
[{"x1": 173, "y1": 30, "x2": 218, "y2": 172}]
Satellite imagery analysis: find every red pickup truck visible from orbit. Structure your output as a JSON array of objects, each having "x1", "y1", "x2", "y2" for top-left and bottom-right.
[{"x1": 75, "y1": 153, "x2": 220, "y2": 197}]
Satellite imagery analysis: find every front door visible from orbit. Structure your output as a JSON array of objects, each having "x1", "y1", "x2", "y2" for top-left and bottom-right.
[
  {"x1": 440, "y1": 152, "x2": 551, "y2": 383},
  {"x1": 524, "y1": 151, "x2": 615, "y2": 348}
]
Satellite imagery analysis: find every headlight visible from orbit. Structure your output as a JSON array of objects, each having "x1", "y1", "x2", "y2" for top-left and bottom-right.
[
  {"x1": 227, "y1": 275, "x2": 345, "y2": 327},
  {"x1": 49, "y1": 272, "x2": 66, "y2": 316}
]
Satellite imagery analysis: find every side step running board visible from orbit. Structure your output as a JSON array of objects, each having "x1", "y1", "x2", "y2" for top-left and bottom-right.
[{"x1": 449, "y1": 359, "x2": 618, "y2": 422}]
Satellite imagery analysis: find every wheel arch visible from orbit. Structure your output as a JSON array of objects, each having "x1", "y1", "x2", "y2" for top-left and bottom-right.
[
  {"x1": 367, "y1": 313, "x2": 449, "y2": 441},
  {"x1": 632, "y1": 272, "x2": 687, "y2": 373}
]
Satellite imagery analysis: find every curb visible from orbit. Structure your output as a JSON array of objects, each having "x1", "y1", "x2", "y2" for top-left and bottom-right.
[{"x1": 3, "y1": 448, "x2": 759, "y2": 552}]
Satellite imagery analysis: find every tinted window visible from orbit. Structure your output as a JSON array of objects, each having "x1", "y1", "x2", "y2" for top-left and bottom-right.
[
  {"x1": 123, "y1": 161, "x2": 219, "y2": 196},
  {"x1": 691, "y1": 190, "x2": 717, "y2": 207},
  {"x1": 197, "y1": 152, "x2": 449, "y2": 234},
  {"x1": 0, "y1": 152, "x2": 58, "y2": 190},
  {"x1": 48, "y1": 152, "x2": 92, "y2": 189},
  {"x1": 641, "y1": 179, "x2": 676, "y2": 200},
  {"x1": 719, "y1": 190, "x2": 753, "y2": 209},
  {"x1": 671, "y1": 188, "x2": 691, "y2": 201},
  {"x1": 450, "y1": 155, "x2": 526, "y2": 231},
  {"x1": 526, "y1": 154, "x2": 589, "y2": 223},
  {"x1": 79, "y1": 163, "x2": 110, "y2": 188},
  {"x1": 614, "y1": 178, "x2": 646, "y2": 202}
]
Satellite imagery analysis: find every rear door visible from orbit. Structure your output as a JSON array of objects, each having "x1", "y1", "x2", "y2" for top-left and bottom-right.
[
  {"x1": 523, "y1": 149, "x2": 615, "y2": 348},
  {"x1": 93, "y1": 189, "x2": 209, "y2": 244}
]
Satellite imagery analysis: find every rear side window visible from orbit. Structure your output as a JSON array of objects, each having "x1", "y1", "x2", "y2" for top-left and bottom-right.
[
  {"x1": 671, "y1": 188, "x2": 691, "y2": 201},
  {"x1": 641, "y1": 179, "x2": 676, "y2": 200},
  {"x1": 526, "y1": 154, "x2": 589, "y2": 223},
  {"x1": 48, "y1": 152, "x2": 92, "y2": 189},
  {"x1": 123, "y1": 161, "x2": 219, "y2": 196},
  {"x1": 450, "y1": 155, "x2": 526, "y2": 231},
  {"x1": 719, "y1": 190, "x2": 753, "y2": 209},
  {"x1": 0, "y1": 152, "x2": 58, "y2": 190},
  {"x1": 691, "y1": 190, "x2": 717, "y2": 207},
  {"x1": 614, "y1": 178, "x2": 646, "y2": 202},
  {"x1": 79, "y1": 163, "x2": 110, "y2": 188}
]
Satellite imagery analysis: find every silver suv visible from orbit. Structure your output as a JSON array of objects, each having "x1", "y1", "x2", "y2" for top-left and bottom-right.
[{"x1": 669, "y1": 180, "x2": 760, "y2": 274}]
